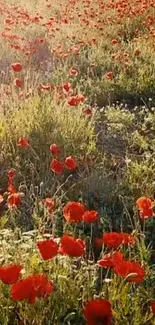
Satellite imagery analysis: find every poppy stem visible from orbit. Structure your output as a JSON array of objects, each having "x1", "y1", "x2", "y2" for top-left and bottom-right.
[{"x1": 30, "y1": 147, "x2": 40, "y2": 160}]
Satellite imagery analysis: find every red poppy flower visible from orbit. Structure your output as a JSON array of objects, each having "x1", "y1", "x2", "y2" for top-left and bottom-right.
[
  {"x1": 98, "y1": 251, "x2": 124, "y2": 268},
  {"x1": 7, "y1": 192, "x2": 23, "y2": 208},
  {"x1": 7, "y1": 169, "x2": 16, "y2": 193},
  {"x1": 63, "y1": 82, "x2": 72, "y2": 93},
  {"x1": 50, "y1": 143, "x2": 60, "y2": 155},
  {"x1": 67, "y1": 96, "x2": 80, "y2": 106},
  {"x1": 105, "y1": 72, "x2": 114, "y2": 80},
  {"x1": 103, "y1": 232, "x2": 123, "y2": 247},
  {"x1": 65, "y1": 156, "x2": 77, "y2": 170},
  {"x1": 42, "y1": 198, "x2": 55, "y2": 214},
  {"x1": 82, "y1": 210, "x2": 98, "y2": 223},
  {"x1": 83, "y1": 299, "x2": 112, "y2": 325},
  {"x1": 135, "y1": 49, "x2": 141, "y2": 56},
  {"x1": 40, "y1": 84, "x2": 53, "y2": 91},
  {"x1": 121, "y1": 233, "x2": 136, "y2": 246},
  {"x1": 136, "y1": 196, "x2": 154, "y2": 218},
  {"x1": 69, "y1": 68, "x2": 79, "y2": 76},
  {"x1": 8, "y1": 169, "x2": 16, "y2": 179},
  {"x1": 37, "y1": 239, "x2": 59, "y2": 260},
  {"x1": 114, "y1": 260, "x2": 145, "y2": 283},
  {"x1": 11, "y1": 274, "x2": 54, "y2": 304},
  {"x1": 112, "y1": 251, "x2": 124, "y2": 264},
  {"x1": 77, "y1": 94, "x2": 85, "y2": 102},
  {"x1": 7, "y1": 182, "x2": 16, "y2": 194},
  {"x1": 50, "y1": 159, "x2": 63, "y2": 174},
  {"x1": 60, "y1": 235, "x2": 85, "y2": 257},
  {"x1": 98, "y1": 255, "x2": 115, "y2": 268},
  {"x1": 14, "y1": 78, "x2": 23, "y2": 88},
  {"x1": 63, "y1": 201, "x2": 85, "y2": 223},
  {"x1": 67, "y1": 95, "x2": 85, "y2": 106},
  {"x1": 17, "y1": 137, "x2": 31, "y2": 148},
  {"x1": 0, "y1": 264, "x2": 22, "y2": 284},
  {"x1": 103, "y1": 232, "x2": 135, "y2": 248},
  {"x1": 11, "y1": 63, "x2": 22, "y2": 72},
  {"x1": 151, "y1": 301, "x2": 155, "y2": 314},
  {"x1": 83, "y1": 107, "x2": 93, "y2": 116},
  {"x1": 112, "y1": 39, "x2": 118, "y2": 45}
]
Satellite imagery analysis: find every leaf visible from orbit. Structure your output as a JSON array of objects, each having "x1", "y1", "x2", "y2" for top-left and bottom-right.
[{"x1": 0, "y1": 215, "x2": 8, "y2": 229}]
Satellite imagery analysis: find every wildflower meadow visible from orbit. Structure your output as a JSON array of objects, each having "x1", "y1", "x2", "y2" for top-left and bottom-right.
[{"x1": 1, "y1": 0, "x2": 155, "y2": 324}]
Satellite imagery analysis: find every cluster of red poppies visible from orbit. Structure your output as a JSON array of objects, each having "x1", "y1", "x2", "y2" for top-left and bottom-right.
[
  {"x1": 17, "y1": 137, "x2": 77, "y2": 173},
  {"x1": 10, "y1": 60, "x2": 89, "y2": 109},
  {"x1": 0, "y1": 225, "x2": 154, "y2": 324},
  {"x1": 0, "y1": 0, "x2": 154, "y2": 110},
  {"x1": 0, "y1": 264, "x2": 53, "y2": 304},
  {"x1": 0, "y1": 264, "x2": 113, "y2": 323},
  {"x1": 36, "y1": 231, "x2": 144, "y2": 285},
  {"x1": 0, "y1": 145, "x2": 155, "y2": 323}
]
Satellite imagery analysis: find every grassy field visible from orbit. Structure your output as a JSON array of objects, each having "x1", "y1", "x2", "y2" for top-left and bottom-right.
[{"x1": 1, "y1": 0, "x2": 155, "y2": 324}]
